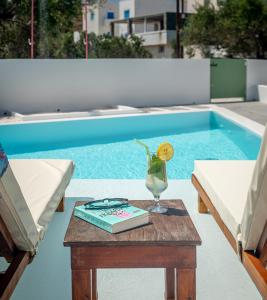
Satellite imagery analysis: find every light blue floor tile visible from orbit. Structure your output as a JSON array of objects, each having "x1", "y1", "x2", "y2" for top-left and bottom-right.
[{"x1": 3, "y1": 180, "x2": 260, "y2": 300}]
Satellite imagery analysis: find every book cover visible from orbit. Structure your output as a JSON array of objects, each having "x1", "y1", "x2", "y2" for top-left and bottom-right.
[{"x1": 74, "y1": 203, "x2": 149, "y2": 233}]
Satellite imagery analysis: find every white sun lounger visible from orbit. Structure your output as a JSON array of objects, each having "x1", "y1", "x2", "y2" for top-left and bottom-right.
[
  {"x1": 192, "y1": 126, "x2": 267, "y2": 299},
  {"x1": 0, "y1": 155, "x2": 74, "y2": 300}
]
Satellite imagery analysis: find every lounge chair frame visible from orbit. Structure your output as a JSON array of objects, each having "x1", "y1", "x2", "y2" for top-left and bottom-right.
[
  {"x1": 0, "y1": 197, "x2": 64, "y2": 300},
  {"x1": 192, "y1": 174, "x2": 267, "y2": 299}
]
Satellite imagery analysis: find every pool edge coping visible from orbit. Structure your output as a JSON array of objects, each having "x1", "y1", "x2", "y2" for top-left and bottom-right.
[{"x1": 0, "y1": 104, "x2": 265, "y2": 137}]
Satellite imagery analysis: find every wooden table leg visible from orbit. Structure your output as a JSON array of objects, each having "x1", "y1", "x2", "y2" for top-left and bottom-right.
[
  {"x1": 165, "y1": 268, "x2": 175, "y2": 300},
  {"x1": 91, "y1": 269, "x2": 97, "y2": 300},
  {"x1": 176, "y1": 268, "x2": 196, "y2": 300},
  {"x1": 71, "y1": 269, "x2": 97, "y2": 300},
  {"x1": 72, "y1": 269, "x2": 92, "y2": 300}
]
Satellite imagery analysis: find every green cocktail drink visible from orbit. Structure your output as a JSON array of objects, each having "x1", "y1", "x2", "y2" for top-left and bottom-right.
[
  {"x1": 146, "y1": 154, "x2": 168, "y2": 213},
  {"x1": 136, "y1": 140, "x2": 174, "y2": 214}
]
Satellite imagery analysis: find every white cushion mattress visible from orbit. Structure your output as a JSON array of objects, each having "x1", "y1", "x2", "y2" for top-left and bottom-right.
[
  {"x1": 0, "y1": 165, "x2": 39, "y2": 253},
  {"x1": 241, "y1": 125, "x2": 267, "y2": 250},
  {"x1": 193, "y1": 160, "x2": 255, "y2": 239},
  {"x1": 10, "y1": 159, "x2": 74, "y2": 236}
]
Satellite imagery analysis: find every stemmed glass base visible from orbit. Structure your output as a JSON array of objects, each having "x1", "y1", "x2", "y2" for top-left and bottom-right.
[
  {"x1": 148, "y1": 203, "x2": 168, "y2": 214},
  {"x1": 148, "y1": 197, "x2": 168, "y2": 214}
]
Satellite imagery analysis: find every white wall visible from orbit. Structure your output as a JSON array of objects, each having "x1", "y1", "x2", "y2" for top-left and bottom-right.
[
  {"x1": 118, "y1": 0, "x2": 218, "y2": 19},
  {"x1": 85, "y1": 1, "x2": 118, "y2": 35},
  {"x1": 135, "y1": 0, "x2": 176, "y2": 16},
  {"x1": 119, "y1": 0, "x2": 134, "y2": 17},
  {"x1": 258, "y1": 85, "x2": 267, "y2": 103},
  {"x1": 0, "y1": 59, "x2": 210, "y2": 114},
  {"x1": 85, "y1": 6, "x2": 100, "y2": 35},
  {"x1": 118, "y1": 0, "x2": 134, "y2": 35},
  {"x1": 246, "y1": 60, "x2": 267, "y2": 101},
  {"x1": 99, "y1": 2, "x2": 118, "y2": 35}
]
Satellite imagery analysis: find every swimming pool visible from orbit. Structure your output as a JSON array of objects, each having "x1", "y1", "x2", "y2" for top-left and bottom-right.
[{"x1": 0, "y1": 111, "x2": 261, "y2": 179}]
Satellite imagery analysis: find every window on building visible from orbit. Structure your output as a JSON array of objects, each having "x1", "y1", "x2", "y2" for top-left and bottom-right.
[
  {"x1": 107, "y1": 12, "x2": 115, "y2": 19},
  {"x1": 90, "y1": 12, "x2": 95, "y2": 21},
  {"x1": 124, "y1": 10, "x2": 130, "y2": 19}
]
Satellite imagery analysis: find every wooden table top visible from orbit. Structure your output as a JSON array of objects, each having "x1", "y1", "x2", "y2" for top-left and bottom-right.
[{"x1": 64, "y1": 200, "x2": 201, "y2": 247}]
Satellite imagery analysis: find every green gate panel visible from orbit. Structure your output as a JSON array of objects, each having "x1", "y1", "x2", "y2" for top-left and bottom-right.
[{"x1": 211, "y1": 58, "x2": 246, "y2": 100}]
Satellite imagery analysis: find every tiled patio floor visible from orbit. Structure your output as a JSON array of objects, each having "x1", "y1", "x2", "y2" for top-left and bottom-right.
[
  {"x1": 8, "y1": 180, "x2": 261, "y2": 300},
  {"x1": 219, "y1": 101, "x2": 267, "y2": 125}
]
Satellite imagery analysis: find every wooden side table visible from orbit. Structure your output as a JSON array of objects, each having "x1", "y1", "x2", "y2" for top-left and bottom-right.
[{"x1": 64, "y1": 200, "x2": 201, "y2": 300}]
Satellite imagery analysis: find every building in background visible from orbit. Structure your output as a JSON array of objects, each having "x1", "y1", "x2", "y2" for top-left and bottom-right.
[
  {"x1": 83, "y1": 0, "x2": 118, "y2": 35},
  {"x1": 112, "y1": 0, "x2": 177, "y2": 58},
  {"x1": 111, "y1": 12, "x2": 177, "y2": 58},
  {"x1": 83, "y1": 0, "x2": 218, "y2": 58}
]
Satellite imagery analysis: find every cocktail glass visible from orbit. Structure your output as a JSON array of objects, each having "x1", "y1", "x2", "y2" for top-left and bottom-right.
[{"x1": 145, "y1": 154, "x2": 168, "y2": 213}]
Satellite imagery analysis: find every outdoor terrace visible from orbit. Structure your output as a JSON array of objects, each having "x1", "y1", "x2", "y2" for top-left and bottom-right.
[
  {"x1": 0, "y1": 59, "x2": 267, "y2": 300},
  {"x1": 0, "y1": 102, "x2": 266, "y2": 300},
  {"x1": 219, "y1": 102, "x2": 267, "y2": 125}
]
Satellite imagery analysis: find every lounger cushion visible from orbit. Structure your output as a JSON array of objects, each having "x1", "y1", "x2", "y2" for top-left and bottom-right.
[
  {"x1": 0, "y1": 157, "x2": 39, "y2": 253},
  {"x1": 10, "y1": 159, "x2": 74, "y2": 236},
  {"x1": 241, "y1": 126, "x2": 267, "y2": 250},
  {"x1": 193, "y1": 160, "x2": 256, "y2": 239}
]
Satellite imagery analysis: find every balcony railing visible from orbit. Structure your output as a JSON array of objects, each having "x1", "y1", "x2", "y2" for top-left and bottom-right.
[{"x1": 135, "y1": 30, "x2": 176, "y2": 46}]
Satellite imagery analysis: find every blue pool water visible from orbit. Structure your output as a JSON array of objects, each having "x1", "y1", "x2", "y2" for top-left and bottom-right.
[{"x1": 0, "y1": 112, "x2": 261, "y2": 179}]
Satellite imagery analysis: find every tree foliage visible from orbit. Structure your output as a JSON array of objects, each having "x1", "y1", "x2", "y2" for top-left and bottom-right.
[
  {"x1": 86, "y1": 33, "x2": 152, "y2": 58},
  {"x1": 0, "y1": 0, "x2": 84, "y2": 58},
  {"x1": 0, "y1": 0, "x2": 31, "y2": 58},
  {"x1": 0, "y1": 0, "x2": 151, "y2": 58},
  {"x1": 0, "y1": 0, "x2": 111, "y2": 58},
  {"x1": 182, "y1": 0, "x2": 267, "y2": 58}
]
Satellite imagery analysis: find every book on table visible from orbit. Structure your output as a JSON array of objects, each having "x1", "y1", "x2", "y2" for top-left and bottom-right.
[{"x1": 74, "y1": 202, "x2": 149, "y2": 233}]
